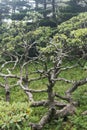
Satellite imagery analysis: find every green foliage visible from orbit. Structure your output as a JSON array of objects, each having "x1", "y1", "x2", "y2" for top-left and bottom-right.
[
  {"x1": 53, "y1": 33, "x2": 67, "y2": 46},
  {"x1": 33, "y1": 26, "x2": 52, "y2": 47},
  {"x1": 70, "y1": 28, "x2": 87, "y2": 43},
  {"x1": 70, "y1": 114, "x2": 87, "y2": 130},
  {"x1": 55, "y1": 118, "x2": 63, "y2": 130},
  {"x1": 1, "y1": 12, "x2": 87, "y2": 57},
  {"x1": 25, "y1": 11, "x2": 43, "y2": 23},
  {"x1": 0, "y1": 101, "x2": 32, "y2": 130},
  {"x1": 57, "y1": 0, "x2": 87, "y2": 24},
  {"x1": 11, "y1": 13, "x2": 26, "y2": 20},
  {"x1": 57, "y1": 12, "x2": 77, "y2": 24},
  {"x1": 53, "y1": 12, "x2": 87, "y2": 56},
  {"x1": 0, "y1": 22, "x2": 53, "y2": 57},
  {"x1": 58, "y1": 12, "x2": 87, "y2": 35},
  {"x1": 66, "y1": 0, "x2": 87, "y2": 13},
  {"x1": 39, "y1": 18, "x2": 57, "y2": 27},
  {"x1": 67, "y1": 28, "x2": 87, "y2": 47}
]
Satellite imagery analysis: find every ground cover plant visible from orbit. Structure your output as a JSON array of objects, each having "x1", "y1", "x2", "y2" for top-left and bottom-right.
[{"x1": 0, "y1": 101, "x2": 32, "y2": 130}]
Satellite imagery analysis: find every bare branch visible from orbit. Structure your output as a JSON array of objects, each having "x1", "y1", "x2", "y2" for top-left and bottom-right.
[
  {"x1": 55, "y1": 103, "x2": 76, "y2": 117},
  {"x1": 30, "y1": 100, "x2": 49, "y2": 107},
  {"x1": 0, "y1": 82, "x2": 5, "y2": 88},
  {"x1": 54, "y1": 100, "x2": 67, "y2": 107},
  {"x1": 53, "y1": 77, "x2": 74, "y2": 83},
  {"x1": 24, "y1": 89, "x2": 47, "y2": 93},
  {"x1": 30, "y1": 108, "x2": 56, "y2": 130},
  {"x1": 66, "y1": 78, "x2": 87, "y2": 95},
  {"x1": 17, "y1": 80, "x2": 34, "y2": 102},
  {"x1": 0, "y1": 73, "x2": 20, "y2": 79},
  {"x1": 55, "y1": 93, "x2": 70, "y2": 102},
  {"x1": 59, "y1": 64, "x2": 78, "y2": 72}
]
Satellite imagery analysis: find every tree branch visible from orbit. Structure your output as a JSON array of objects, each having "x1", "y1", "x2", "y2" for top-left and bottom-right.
[{"x1": 66, "y1": 78, "x2": 87, "y2": 95}]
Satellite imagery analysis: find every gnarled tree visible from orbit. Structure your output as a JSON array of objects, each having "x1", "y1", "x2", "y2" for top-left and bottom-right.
[{"x1": 0, "y1": 39, "x2": 87, "y2": 129}]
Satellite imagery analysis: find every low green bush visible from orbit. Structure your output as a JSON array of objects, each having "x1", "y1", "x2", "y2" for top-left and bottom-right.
[
  {"x1": 0, "y1": 101, "x2": 32, "y2": 130},
  {"x1": 70, "y1": 114, "x2": 87, "y2": 130}
]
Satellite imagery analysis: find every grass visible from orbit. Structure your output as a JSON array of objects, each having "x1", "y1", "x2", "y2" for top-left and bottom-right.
[{"x1": 0, "y1": 63, "x2": 87, "y2": 130}]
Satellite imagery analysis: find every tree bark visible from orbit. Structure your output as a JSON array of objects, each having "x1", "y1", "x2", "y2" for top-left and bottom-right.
[
  {"x1": 52, "y1": 0, "x2": 56, "y2": 18},
  {"x1": 4, "y1": 77, "x2": 10, "y2": 102},
  {"x1": 43, "y1": 0, "x2": 47, "y2": 18}
]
